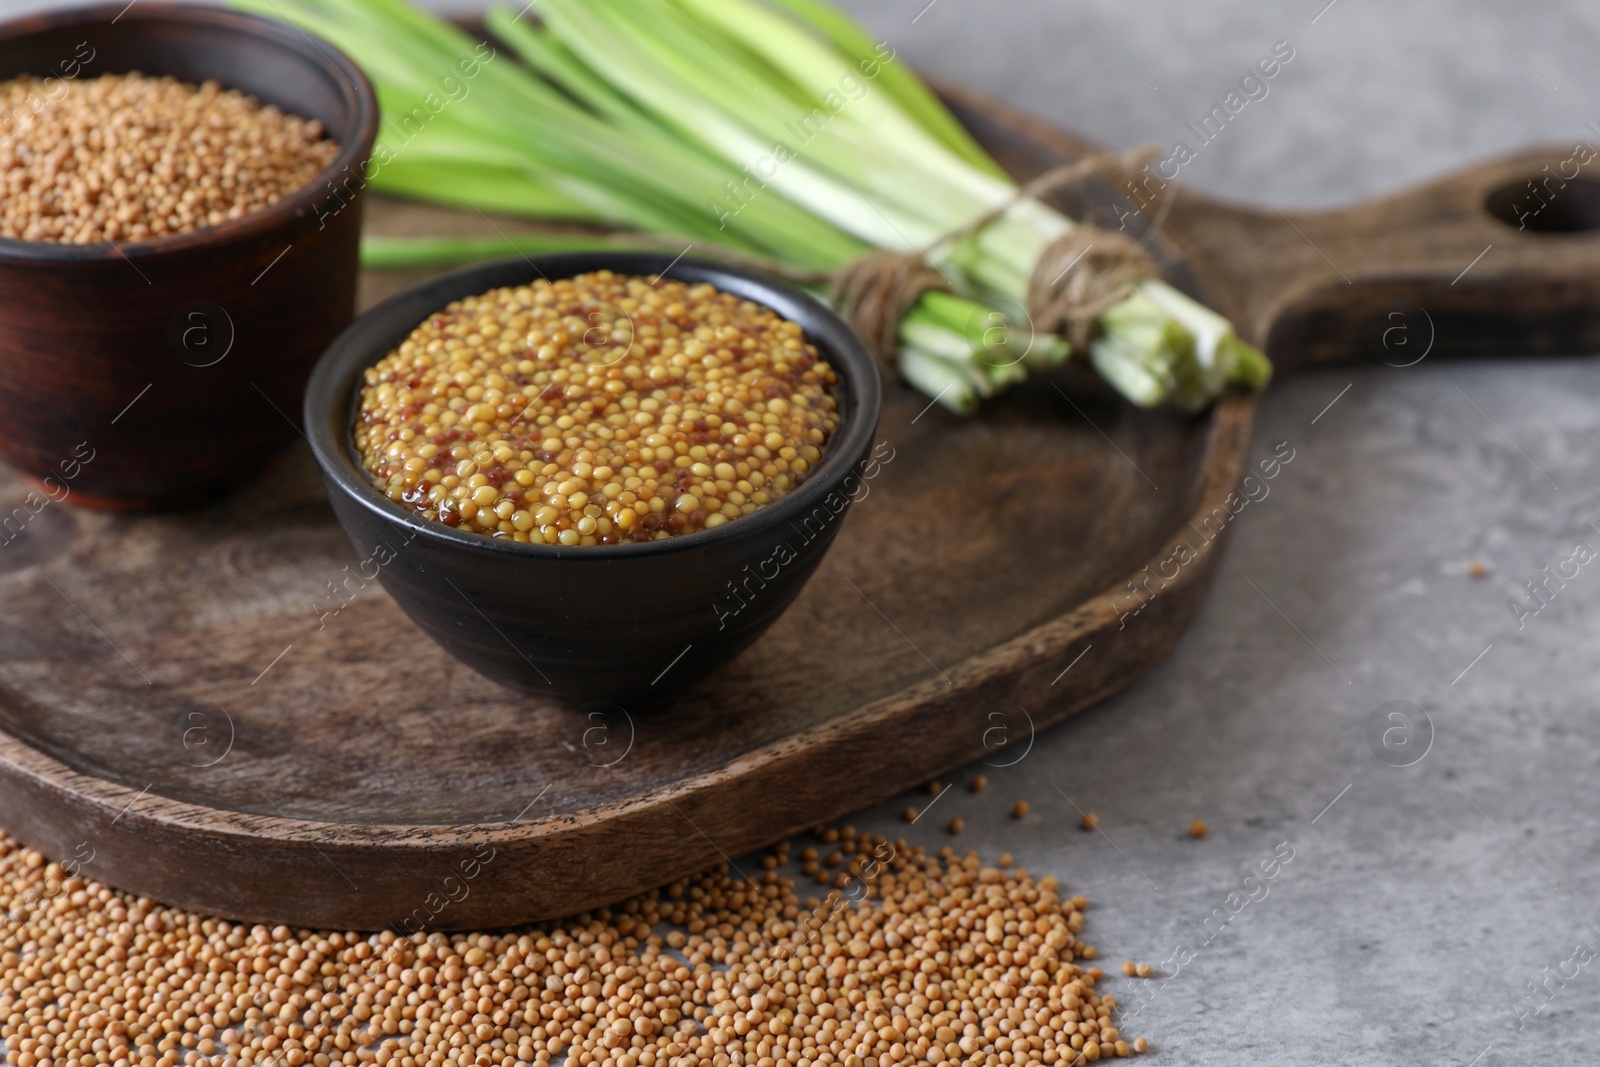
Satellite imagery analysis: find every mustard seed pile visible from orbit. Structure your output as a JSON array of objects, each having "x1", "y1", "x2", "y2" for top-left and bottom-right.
[
  {"x1": 355, "y1": 272, "x2": 841, "y2": 545},
  {"x1": 0, "y1": 73, "x2": 338, "y2": 243},
  {"x1": 0, "y1": 826, "x2": 1149, "y2": 1067}
]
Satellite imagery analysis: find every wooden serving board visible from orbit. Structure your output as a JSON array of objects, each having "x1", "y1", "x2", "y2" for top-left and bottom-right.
[{"x1": 1, "y1": 85, "x2": 1598, "y2": 930}]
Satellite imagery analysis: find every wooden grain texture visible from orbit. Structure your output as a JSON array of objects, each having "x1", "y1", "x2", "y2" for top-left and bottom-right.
[{"x1": 4, "y1": 82, "x2": 1597, "y2": 930}]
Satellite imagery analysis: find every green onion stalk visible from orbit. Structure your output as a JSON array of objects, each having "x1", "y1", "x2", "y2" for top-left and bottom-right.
[{"x1": 239, "y1": 0, "x2": 1269, "y2": 412}]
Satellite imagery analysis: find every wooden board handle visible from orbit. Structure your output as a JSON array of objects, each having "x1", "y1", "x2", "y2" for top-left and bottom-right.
[{"x1": 1160, "y1": 144, "x2": 1600, "y2": 374}]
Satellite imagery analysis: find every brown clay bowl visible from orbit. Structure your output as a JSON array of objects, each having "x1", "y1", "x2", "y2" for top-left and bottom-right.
[{"x1": 0, "y1": 3, "x2": 378, "y2": 508}]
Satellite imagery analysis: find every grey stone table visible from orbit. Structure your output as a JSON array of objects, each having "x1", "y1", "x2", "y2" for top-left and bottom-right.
[
  {"x1": 4, "y1": 0, "x2": 1597, "y2": 1062},
  {"x1": 812, "y1": 4, "x2": 1600, "y2": 1066}
]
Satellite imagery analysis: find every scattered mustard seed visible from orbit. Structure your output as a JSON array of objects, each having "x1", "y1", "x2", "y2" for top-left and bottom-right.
[
  {"x1": 1081, "y1": 812, "x2": 1100, "y2": 831},
  {"x1": 1122, "y1": 960, "x2": 1137, "y2": 976},
  {"x1": 1468, "y1": 560, "x2": 1488, "y2": 578},
  {"x1": 969, "y1": 774, "x2": 989, "y2": 792},
  {"x1": 947, "y1": 817, "x2": 965, "y2": 834},
  {"x1": 0, "y1": 828, "x2": 1140, "y2": 1067},
  {"x1": 1012, "y1": 800, "x2": 1030, "y2": 819},
  {"x1": 998, "y1": 852, "x2": 1013, "y2": 867},
  {"x1": 1137, "y1": 962, "x2": 1154, "y2": 978},
  {"x1": 900, "y1": 805, "x2": 918, "y2": 822},
  {"x1": 1190, "y1": 819, "x2": 1208, "y2": 838},
  {"x1": 926, "y1": 779, "x2": 943, "y2": 795}
]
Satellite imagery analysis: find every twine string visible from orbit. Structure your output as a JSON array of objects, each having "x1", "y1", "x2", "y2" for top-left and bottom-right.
[{"x1": 825, "y1": 145, "x2": 1166, "y2": 363}]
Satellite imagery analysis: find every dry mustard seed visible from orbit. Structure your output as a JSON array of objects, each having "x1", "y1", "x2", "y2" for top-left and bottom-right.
[
  {"x1": 925, "y1": 780, "x2": 942, "y2": 795},
  {"x1": 1135, "y1": 1037, "x2": 1150, "y2": 1053},
  {"x1": 1013, "y1": 800, "x2": 1030, "y2": 819},
  {"x1": 1136, "y1": 962, "x2": 1154, "y2": 978},
  {"x1": 947, "y1": 817, "x2": 965, "y2": 834},
  {"x1": 1189, "y1": 820, "x2": 1208, "y2": 838},
  {"x1": 901, "y1": 805, "x2": 918, "y2": 822},
  {"x1": 1081, "y1": 812, "x2": 1099, "y2": 831},
  {"x1": 355, "y1": 271, "x2": 840, "y2": 544},
  {"x1": 969, "y1": 774, "x2": 988, "y2": 792},
  {"x1": 1468, "y1": 560, "x2": 1488, "y2": 578},
  {"x1": 999, "y1": 852, "x2": 1013, "y2": 867},
  {"x1": 1122, "y1": 960, "x2": 1136, "y2": 976},
  {"x1": 0, "y1": 827, "x2": 1143, "y2": 1067},
  {"x1": 0, "y1": 73, "x2": 337, "y2": 243}
]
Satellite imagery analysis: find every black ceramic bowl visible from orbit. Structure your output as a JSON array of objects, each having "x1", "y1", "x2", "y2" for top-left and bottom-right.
[{"x1": 306, "y1": 251, "x2": 882, "y2": 706}]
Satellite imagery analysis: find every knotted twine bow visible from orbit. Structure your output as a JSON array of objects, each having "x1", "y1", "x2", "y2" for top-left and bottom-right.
[{"x1": 823, "y1": 145, "x2": 1169, "y2": 365}]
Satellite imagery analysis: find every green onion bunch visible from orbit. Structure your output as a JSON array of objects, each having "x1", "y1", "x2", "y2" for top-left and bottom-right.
[{"x1": 240, "y1": 0, "x2": 1270, "y2": 412}]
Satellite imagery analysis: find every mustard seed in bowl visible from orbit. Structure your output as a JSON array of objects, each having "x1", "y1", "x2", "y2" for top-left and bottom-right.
[
  {"x1": 355, "y1": 270, "x2": 842, "y2": 545},
  {"x1": 0, "y1": 72, "x2": 339, "y2": 243}
]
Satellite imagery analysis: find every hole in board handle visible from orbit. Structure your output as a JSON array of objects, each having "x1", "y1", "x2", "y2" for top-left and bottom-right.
[{"x1": 1486, "y1": 175, "x2": 1600, "y2": 233}]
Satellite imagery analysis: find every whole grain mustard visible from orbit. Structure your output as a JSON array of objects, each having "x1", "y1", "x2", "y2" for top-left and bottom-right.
[{"x1": 355, "y1": 271, "x2": 842, "y2": 545}]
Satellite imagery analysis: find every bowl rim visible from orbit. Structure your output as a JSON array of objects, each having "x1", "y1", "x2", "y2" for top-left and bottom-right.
[
  {"x1": 0, "y1": 2, "x2": 378, "y2": 262},
  {"x1": 306, "y1": 250, "x2": 885, "y2": 562}
]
